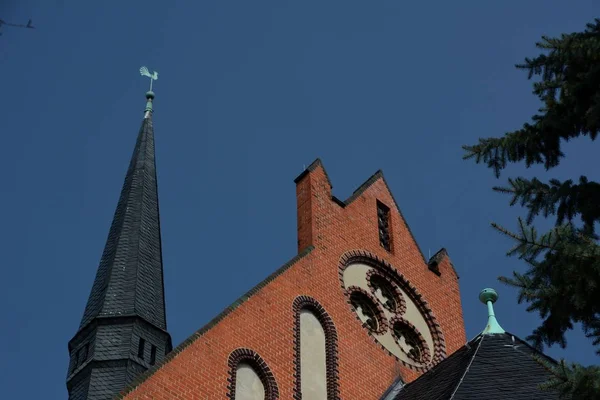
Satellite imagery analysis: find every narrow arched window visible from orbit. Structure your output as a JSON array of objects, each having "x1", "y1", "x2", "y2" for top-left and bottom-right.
[
  {"x1": 235, "y1": 363, "x2": 265, "y2": 400},
  {"x1": 228, "y1": 348, "x2": 279, "y2": 400},
  {"x1": 293, "y1": 296, "x2": 340, "y2": 400},
  {"x1": 300, "y1": 310, "x2": 327, "y2": 399}
]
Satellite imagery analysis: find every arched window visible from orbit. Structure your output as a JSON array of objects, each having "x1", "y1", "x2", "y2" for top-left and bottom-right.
[
  {"x1": 300, "y1": 310, "x2": 327, "y2": 398},
  {"x1": 228, "y1": 349, "x2": 279, "y2": 400},
  {"x1": 293, "y1": 296, "x2": 340, "y2": 400},
  {"x1": 235, "y1": 363, "x2": 265, "y2": 400}
]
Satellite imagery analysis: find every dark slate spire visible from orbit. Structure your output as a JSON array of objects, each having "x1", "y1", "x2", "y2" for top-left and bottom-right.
[
  {"x1": 67, "y1": 86, "x2": 172, "y2": 400},
  {"x1": 78, "y1": 90, "x2": 166, "y2": 331}
]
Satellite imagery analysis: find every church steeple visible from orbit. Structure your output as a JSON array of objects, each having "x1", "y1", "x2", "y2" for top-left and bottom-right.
[{"x1": 67, "y1": 68, "x2": 172, "y2": 400}]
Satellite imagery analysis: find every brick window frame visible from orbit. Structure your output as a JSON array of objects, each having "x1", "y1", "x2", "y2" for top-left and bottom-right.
[
  {"x1": 389, "y1": 316, "x2": 432, "y2": 364},
  {"x1": 338, "y1": 250, "x2": 447, "y2": 371},
  {"x1": 227, "y1": 348, "x2": 279, "y2": 399},
  {"x1": 366, "y1": 269, "x2": 407, "y2": 315},
  {"x1": 292, "y1": 296, "x2": 340, "y2": 400},
  {"x1": 345, "y1": 286, "x2": 389, "y2": 335},
  {"x1": 377, "y1": 200, "x2": 392, "y2": 252}
]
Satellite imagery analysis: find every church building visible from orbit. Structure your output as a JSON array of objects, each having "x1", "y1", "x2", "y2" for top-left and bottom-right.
[{"x1": 66, "y1": 83, "x2": 563, "y2": 399}]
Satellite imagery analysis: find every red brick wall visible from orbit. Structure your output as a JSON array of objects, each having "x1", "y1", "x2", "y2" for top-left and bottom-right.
[{"x1": 121, "y1": 160, "x2": 466, "y2": 399}]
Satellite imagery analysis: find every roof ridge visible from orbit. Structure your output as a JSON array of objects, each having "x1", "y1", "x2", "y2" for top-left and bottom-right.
[
  {"x1": 132, "y1": 119, "x2": 148, "y2": 321},
  {"x1": 449, "y1": 334, "x2": 486, "y2": 400},
  {"x1": 343, "y1": 169, "x2": 383, "y2": 205},
  {"x1": 427, "y1": 248, "x2": 460, "y2": 279},
  {"x1": 502, "y1": 331, "x2": 559, "y2": 365},
  {"x1": 293, "y1": 158, "x2": 333, "y2": 187}
]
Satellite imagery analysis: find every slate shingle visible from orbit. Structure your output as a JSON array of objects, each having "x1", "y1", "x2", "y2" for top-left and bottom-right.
[
  {"x1": 387, "y1": 333, "x2": 561, "y2": 400},
  {"x1": 79, "y1": 116, "x2": 167, "y2": 330}
]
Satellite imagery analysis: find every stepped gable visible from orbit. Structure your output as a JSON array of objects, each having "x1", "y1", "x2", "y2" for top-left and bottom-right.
[{"x1": 119, "y1": 158, "x2": 465, "y2": 399}]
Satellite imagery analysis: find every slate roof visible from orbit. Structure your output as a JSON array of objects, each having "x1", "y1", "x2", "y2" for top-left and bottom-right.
[
  {"x1": 384, "y1": 333, "x2": 561, "y2": 400},
  {"x1": 79, "y1": 114, "x2": 168, "y2": 331}
]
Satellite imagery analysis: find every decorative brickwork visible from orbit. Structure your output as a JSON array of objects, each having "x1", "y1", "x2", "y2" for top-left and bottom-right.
[
  {"x1": 389, "y1": 316, "x2": 431, "y2": 365},
  {"x1": 345, "y1": 286, "x2": 389, "y2": 335},
  {"x1": 338, "y1": 250, "x2": 447, "y2": 369},
  {"x1": 227, "y1": 348, "x2": 279, "y2": 399},
  {"x1": 377, "y1": 200, "x2": 392, "y2": 252},
  {"x1": 293, "y1": 296, "x2": 340, "y2": 400},
  {"x1": 366, "y1": 269, "x2": 406, "y2": 315}
]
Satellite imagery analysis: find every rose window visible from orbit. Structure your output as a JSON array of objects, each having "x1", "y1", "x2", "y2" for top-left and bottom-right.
[{"x1": 342, "y1": 260, "x2": 442, "y2": 369}]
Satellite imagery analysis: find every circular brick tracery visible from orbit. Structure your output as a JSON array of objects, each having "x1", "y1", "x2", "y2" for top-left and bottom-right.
[
  {"x1": 390, "y1": 316, "x2": 431, "y2": 364},
  {"x1": 366, "y1": 270, "x2": 406, "y2": 315},
  {"x1": 346, "y1": 286, "x2": 388, "y2": 335},
  {"x1": 338, "y1": 250, "x2": 447, "y2": 371}
]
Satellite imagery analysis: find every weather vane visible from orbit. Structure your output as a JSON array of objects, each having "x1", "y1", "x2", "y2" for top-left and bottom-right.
[{"x1": 139, "y1": 66, "x2": 158, "y2": 91}]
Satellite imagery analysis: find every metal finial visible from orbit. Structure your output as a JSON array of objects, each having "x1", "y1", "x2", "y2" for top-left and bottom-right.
[
  {"x1": 479, "y1": 288, "x2": 505, "y2": 335},
  {"x1": 140, "y1": 66, "x2": 158, "y2": 118}
]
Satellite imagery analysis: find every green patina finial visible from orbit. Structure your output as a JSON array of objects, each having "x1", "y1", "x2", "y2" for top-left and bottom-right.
[
  {"x1": 479, "y1": 288, "x2": 505, "y2": 335},
  {"x1": 145, "y1": 90, "x2": 155, "y2": 114},
  {"x1": 139, "y1": 66, "x2": 158, "y2": 116}
]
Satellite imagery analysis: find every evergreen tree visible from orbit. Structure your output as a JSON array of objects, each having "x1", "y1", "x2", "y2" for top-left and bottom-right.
[{"x1": 463, "y1": 19, "x2": 600, "y2": 398}]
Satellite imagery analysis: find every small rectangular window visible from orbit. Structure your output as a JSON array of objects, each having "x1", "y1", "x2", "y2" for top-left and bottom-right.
[
  {"x1": 150, "y1": 345, "x2": 157, "y2": 365},
  {"x1": 138, "y1": 338, "x2": 146, "y2": 359},
  {"x1": 71, "y1": 356, "x2": 77, "y2": 373},
  {"x1": 74, "y1": 349, "x2": 82, "y2": 370},
  {"x1": 377, "y1": 201, "x2": 391, "y2": 251},
  {"x1": 81, "y1": 343, "x2": 89, "y2": 362}
]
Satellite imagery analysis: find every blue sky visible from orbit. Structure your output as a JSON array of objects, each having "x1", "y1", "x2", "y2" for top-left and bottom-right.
[{"x1": 1, "y1": 1, "x2": 598, "y2": 398}]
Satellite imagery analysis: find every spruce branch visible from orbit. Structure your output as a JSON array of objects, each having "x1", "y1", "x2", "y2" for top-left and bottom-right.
[
  {"x1": 495, "y1": 219, "x2": 600, "y2": 354},
  {"x1": 491, "y1": 218, "x2": 561, "y2": 260},
  {"x1": 534, "y1": 355, "x2": 600, "y2": 399},
  {"x1": 462, "y1": 19, "x2": 600, "y2": 177},
  {"x1": 492, "y1": 176, "x2": 600, "y2": 234}
]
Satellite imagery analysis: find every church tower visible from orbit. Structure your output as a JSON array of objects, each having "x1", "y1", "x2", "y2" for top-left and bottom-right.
[{"x1": 66, "y1": 74, "x2": 172, "y2": 400}]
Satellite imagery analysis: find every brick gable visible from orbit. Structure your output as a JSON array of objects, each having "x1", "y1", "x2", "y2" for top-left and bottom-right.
[{"x1": 119, "y1": 159, "x2": 466, "y2": 399}]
